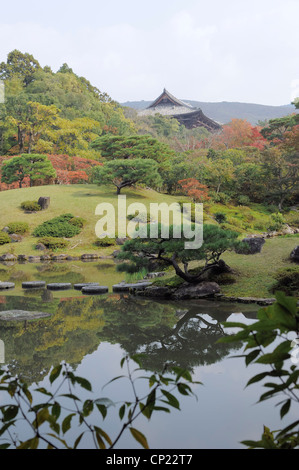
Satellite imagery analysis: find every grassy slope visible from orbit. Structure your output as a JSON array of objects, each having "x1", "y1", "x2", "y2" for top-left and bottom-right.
[
  {"x1": 0, "y1": 183, "x2": 298, "y2": 298},
  {"x1": 0, "y1": 184, "x2": 183, "y2": 257}
]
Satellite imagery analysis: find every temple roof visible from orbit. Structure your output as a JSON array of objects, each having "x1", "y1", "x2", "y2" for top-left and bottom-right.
[
  {"x1": 138, "y1": 89, "x2": 222, "y2": 131},
  {"x1": 147, "y1": 88, "x2": 194, "y2": 110}
]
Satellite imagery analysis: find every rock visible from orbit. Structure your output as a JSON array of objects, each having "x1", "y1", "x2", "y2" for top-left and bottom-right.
[
  {"x1": 51, "y1": 254, "x2": 68, "y2": 261},
  {"x1": 2, "y1": 227, "x2": 9, "y2": 233},
  {"x1": 38, "y1": 197, "x2": 50, "y2": 210},
  {"x1": 47, "y1": 283, "x2": 72, "y2": 290},
  {"x1": 144, "y1": 272, "x2": 166, "y2": 279},
  {"x1": 172, "y1": 282, "x2": 221, "y2": 300},
  {"x1": 0, "y1": 254, "x2": 17, "y2": 262},
  {"x1": 28, "y1": 256, "x2": 41, "y2": 263},
  {"x1": 40, "y1": 255, "x2": 51, "y2": 261},
  {"x1": 74, "y1": 283, "x2": 100, "y2": 291},
  {"x1": 235, "y1": 237, "x2": 265, "y2": 255},
  {"x1": 82, "y1": 285, "x2": 109, "y2": 295},
  {"x1": 35, "y1": 243, "x2": 47, "y2": 251},
  {"x1": 0, "y1": 310, "x2": 51, "y2": 321},
  {"x1": 9, "y1": 234, "x2": 23, "y2": 243},
  {"x1": 81, "y1": 254, "x2": 99, "y2": 260},
  {"x1": 290, "y1": 246, "x2": 299, "y2": 263},
  {"x1": 22, "y1": 281, "x2": 46, "y2": 289},
  {"x1": 113, "y1": 282, "x2": 152, "y2": 292},
  {"x1": 0, "y1": 282, "x2": 15, "y2": 290},
  {"x1": 18, "y1": 255, "x2": 28, "y2": 262},
  {"x1": 136, "y1": 286, "x2": 174, "y2": 298},
  {"x1": 116, "y1": 238, "x2": 129, "y2": 246}
]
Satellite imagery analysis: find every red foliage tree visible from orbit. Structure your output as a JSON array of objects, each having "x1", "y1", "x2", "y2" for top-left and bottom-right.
[{"x1": 178, "y1": 178, "x2": 210, "y2": 203}]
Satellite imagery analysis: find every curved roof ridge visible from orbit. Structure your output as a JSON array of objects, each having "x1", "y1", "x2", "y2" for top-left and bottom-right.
[{"x1": 147, "y1": 89, "x2": 195, "y2": 110}]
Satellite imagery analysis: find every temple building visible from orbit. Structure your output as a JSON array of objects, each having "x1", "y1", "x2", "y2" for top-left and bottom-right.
[{"x1": 138, "y1": 89, "x2": 222, "y2": 132}]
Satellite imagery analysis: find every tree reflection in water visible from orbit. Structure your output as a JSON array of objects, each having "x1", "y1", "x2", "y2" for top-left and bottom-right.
[{"x1": 0, "y1": 292, "x2": 258, "y2": 384}]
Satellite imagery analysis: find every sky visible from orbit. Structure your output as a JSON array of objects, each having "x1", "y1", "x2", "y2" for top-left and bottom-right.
[{"x1": 0, "y1": 0, "x2": 298, "y2": 106}]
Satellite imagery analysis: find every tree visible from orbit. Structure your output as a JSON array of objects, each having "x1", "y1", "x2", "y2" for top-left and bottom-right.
[
  {"x1": 261, "y1": 148, "x2": 299, "y2": 210},
  {"x1": 178, "y1": 178, "x2": 210, "y2": 203},
  {"x1": 92, "y1": 158, "x2": 162, "y2": 195},
  {"x1": 0, "y1": 50, "x2": 41, "y2": 87},
  {"x1": 206, "y1": 119, "x2": 267, "y2": 150},
  {"x1": 91, "y1": 134, "x2": 175, "y2": 163},
  {"x1": 117, "y1": 224, "x2": 243, "y2": 283},
  {"x1": 1, "y1": 154, "x2": 56, "y2": 188},
  {"x1": 1, "y1": 155, "x2": 28, "y2": 188}
]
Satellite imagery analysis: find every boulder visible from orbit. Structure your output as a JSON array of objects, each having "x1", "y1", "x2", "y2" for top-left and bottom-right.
[
  {"x1": 22, "y1": 281, "x2": 46, "y2": 289},
  {"x1": 0, "y1": 282, "x2": 15, "y2": 290},
  {"x1": 38, "y1": 197, "x2": 50, "y2": 210},
  {"x1": 35, "y1": 243, "x2": 47, "y2": 251},
  {"x1": 0, "y1": 254, "x2": 17, "y2": 262},
  {"x1": 290, "y1": 246, "x2": 299, "y2": 263},
  {"x1": 81, "y1": 254, "x2": 99, "y2": 260},
  {"x1": 9, "y1": 234, "x2": 23, "y2": 243},
  {"x1": 172, "y1": 282, "x2": 221, "y2": 300},
  {"x1": 235, "y1": 237, "x2": 265, "y2": 255}
]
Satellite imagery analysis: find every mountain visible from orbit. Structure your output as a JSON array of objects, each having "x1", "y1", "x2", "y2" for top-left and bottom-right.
[{"x1": 121, "y1": 99, "x2": 298, "y2": 125}]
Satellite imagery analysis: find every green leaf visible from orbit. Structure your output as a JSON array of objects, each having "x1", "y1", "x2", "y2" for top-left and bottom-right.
[
  {"x1": 161, "y1": 390, "x2": 180, "y2": 410},
  {"x1": 246, "y1": 372, "x2": 270, "y2": 387},
  {"x1": 94, "y1": 426, "x2": 112, "y2": 446},
  {"x1": 119, "y1": 404, "x2": 126, "y2": 420},
  {"x1": 245, "y1": 349, "x2": 260, "y2": 366},
  {"x1": 3, "y1": 406, "x2": 19, "y2": 422},
  {"x1": 62, "y1": 413, "x2": 76, "y2": 434},
  {"x1": 130, "y1": 427, "x2": 149, "y2": 449},
  {"x1": 50, "y1": 365, "x2": 62, "y2": 384},
  {"x1": 74, "y1": 376, "x2": 92, "y2": 392},
  {"x1": 74, "y1": 432, "x2": 85, "y2": 449},
  {"x1": 280, "y1": 399, "x2": 291, "y2": 419}
]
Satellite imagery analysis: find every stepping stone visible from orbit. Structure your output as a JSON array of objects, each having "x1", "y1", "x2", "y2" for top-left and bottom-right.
[
  {"x1": 22, "y1": 281, "x2": 46, "y2": 289},
  {"x1": 112, "y1": 282, "x2": 152, "y2": 292},
  {"x1": 82, "y1": 286, "x2": 109, "y2": 295},
  {"x1": 0, "y1": 282, "x2": 15, "y2": 290},
  {"x1": 0, "y1": 310, "x2": 51, "y2": 321},
  {"x1": 47, "y1": 283, "x2": 72, "y2": 291},
  {"x1": 74, "y1": 283, "x2": 100, "y2": 291}
]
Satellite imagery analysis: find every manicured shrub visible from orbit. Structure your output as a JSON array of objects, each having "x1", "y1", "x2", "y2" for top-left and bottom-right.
[
  {"x1": 267, "y1": 212, "x2": 285, "y2": 232},
  {"x1": 21, "y1": 201, "x2": 42, "y2": 212},
  {"x1": 7, "y1": 222, "x2": 29, "y2": 235},
  {"x1": 0, "y1": 232, "x2": 11, "y2": 245},
  {"x1": 271, "y1": 267, "x2": 299, "y2": 296},
  {"x1": 69, "y1": 217, "x2": 87, "y2": 228},
  {"x1": 95, "y1": 237, "x2": 116, "y2": 247},
  {"x1": 33, "y1": 214, "x2": 81, "y2": 238},
  {"x1": 38, "y1": 237, "x2": 69, "y2": 250}
]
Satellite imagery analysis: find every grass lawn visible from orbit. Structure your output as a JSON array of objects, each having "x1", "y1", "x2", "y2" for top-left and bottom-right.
[{"x1": 0, "y1": 184, "x2": 185, "y2": 257}]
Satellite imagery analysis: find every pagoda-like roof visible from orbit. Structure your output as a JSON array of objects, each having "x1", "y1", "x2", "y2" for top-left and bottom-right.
[
  {"x1": 147, "y1": 88, "x2": 193, "y2": 110},
  {"x1": 138, "y1": 89, "x2": 222, "y2": 131}
]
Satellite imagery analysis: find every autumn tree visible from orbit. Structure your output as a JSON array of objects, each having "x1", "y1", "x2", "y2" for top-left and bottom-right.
[{"x1": 178, "y1": 178, "x2": 210, "y2": 203}]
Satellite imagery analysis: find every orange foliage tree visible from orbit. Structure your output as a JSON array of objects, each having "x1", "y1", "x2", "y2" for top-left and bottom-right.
[{"x1": 178, "y1": 178, "x2": 210, "y2": 203}]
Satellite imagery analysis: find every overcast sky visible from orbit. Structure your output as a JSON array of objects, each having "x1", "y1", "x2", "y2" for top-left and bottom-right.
[{"x1": 0, "y1": 0, "x2": 298, "y2": 106}]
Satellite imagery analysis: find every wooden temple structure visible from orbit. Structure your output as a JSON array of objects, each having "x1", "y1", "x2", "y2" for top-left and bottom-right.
[{"x1": 138, "y1": 89, "x2": 222, "y2": 132}]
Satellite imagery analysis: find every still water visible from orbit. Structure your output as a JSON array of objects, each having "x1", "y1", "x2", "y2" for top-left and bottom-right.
[{"x1": 0, "y1": 260, "x2": 294, "y2": 449}]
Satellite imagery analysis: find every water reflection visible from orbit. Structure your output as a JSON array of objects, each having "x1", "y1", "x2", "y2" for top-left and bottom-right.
[{"x1": 0, "y1": 290, "x2": 257, "y2": 385}]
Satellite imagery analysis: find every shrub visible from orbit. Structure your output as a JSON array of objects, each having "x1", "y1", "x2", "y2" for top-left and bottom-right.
[
  {"x1": 38, "y1": 237, "x2": 69, "y2": 250},
  {"x1": 214, "y1": 212, "x2": 227, "y2": 224},
  {"x1": 267, "y1": 212, "x2": 285, "y2": 232},
  {"x1": 21, "y1": 201, "x2": 42, "y2": 212},
  {"x1": 237, "y1": 195, "x2": 251, "y2": 206},
  {"x1": 271, "y1": 267, "x2": 299, "y2": 296},
  {"x1": 7, "y1": 222, "x2": 29, "y2": 235},
  {"x1": 33, "y1": 214, "x2": 81, "y2": 238},
  {"x1": 95, "y1": 237, "x2": 116, "y2": 247},
  {"x1": 0, "y1": 232, "x2": 11, "y2": 245},
  {"x1": 69, "y1": 217, "x2": 87, "y2": 229}
]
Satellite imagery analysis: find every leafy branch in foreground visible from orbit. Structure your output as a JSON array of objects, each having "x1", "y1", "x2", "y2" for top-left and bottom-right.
[
  {"x1": 0, "y1": 355, "x2": 199, "y2": 450},
  {"x1": 219, "y1": 291, "x2": 299, "y2": 449}
]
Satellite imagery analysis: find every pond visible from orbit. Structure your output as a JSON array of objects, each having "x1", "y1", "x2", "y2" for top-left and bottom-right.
[{"x1": 0, "y1": 260, "x2": 294, "y2": 449}]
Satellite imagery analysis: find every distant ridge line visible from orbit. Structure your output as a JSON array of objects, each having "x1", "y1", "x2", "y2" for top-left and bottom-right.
[{"x1": 121, "y1": 99, "x2": 298, "y2": 125}]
